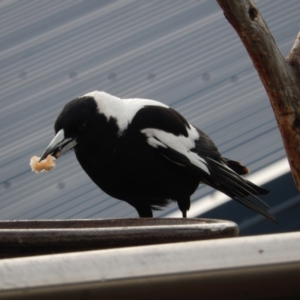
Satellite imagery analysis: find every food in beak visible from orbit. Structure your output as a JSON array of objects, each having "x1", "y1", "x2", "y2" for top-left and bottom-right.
[{"x1": 30, "y1": 155, "x2": 56, "y2": 173}]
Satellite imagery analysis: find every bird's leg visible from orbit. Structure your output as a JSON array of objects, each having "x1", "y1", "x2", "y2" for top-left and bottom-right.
[
  {"x1": 135, "y1": 204, "x2": 153, "y2": 218},
  {"x1": 177, "y1": 198, "x2": 190, "y2": 219}
]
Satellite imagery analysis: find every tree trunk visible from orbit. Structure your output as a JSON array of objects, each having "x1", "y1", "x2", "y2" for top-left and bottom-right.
[{"x1": 216, "y1": 0, "x2": 300, "y2": 192}]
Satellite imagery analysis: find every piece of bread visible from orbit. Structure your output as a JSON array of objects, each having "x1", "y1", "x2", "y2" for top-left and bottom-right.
[{"x1": 30, "y1": 155, "x2": 56, "y2": 173}]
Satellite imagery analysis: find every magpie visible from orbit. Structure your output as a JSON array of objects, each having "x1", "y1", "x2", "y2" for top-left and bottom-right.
[{"x1": 40, "y1": 91, "x2": 275, "y2": 221}]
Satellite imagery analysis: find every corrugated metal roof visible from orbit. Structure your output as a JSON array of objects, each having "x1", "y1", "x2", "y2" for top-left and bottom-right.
[{"x1": 0, "y1": 0, "x2": 299, "y2": 219}]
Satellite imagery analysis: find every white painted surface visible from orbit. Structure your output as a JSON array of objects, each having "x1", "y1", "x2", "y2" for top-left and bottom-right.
[{"x1": 0, "y1": 231, "x2": 299, "y2": 292}]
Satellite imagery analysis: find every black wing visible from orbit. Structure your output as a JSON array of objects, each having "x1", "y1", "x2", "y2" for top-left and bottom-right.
[{"x1": 133, "y1": 106, "x2": 275, "y2": 222}]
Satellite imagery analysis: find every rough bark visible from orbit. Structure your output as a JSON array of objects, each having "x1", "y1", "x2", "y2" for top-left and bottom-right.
[{"x1": 216, "y1": 0, "x2": 300, "y2": 192}]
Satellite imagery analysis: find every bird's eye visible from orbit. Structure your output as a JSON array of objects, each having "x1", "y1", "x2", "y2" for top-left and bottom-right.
[{"x1": 78, "y1": 123, "x2": 86, "y2": 132}]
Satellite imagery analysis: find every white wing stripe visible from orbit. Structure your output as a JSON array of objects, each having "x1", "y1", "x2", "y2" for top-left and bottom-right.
[
  {"x1": 141, "y1": 127, "x2": 210, "y2": 174},
  {"x1": 147, "y1": 136, "x2": 167, "y2": 148}
]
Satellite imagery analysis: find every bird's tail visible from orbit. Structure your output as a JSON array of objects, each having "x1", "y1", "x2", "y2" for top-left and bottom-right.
[{"x1": 202, "y1": 158, "x2": 276, "y2": 223}]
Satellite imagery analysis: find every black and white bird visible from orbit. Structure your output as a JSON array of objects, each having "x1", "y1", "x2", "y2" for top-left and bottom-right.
[{"x1": 40, "y1": 91, "x2": 275, "y2": 221}]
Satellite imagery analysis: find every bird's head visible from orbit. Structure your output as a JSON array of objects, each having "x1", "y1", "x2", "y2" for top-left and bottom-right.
[{"x1": 40, "y1": 96, "x2": 98, "y2": 161}]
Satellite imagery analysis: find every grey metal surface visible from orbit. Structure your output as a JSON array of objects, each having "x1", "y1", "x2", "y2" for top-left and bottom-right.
[
  {"x1": 0, "y1": 1, "x2": 299, "y2": 219},
  {"x1": 0, "y1": 218, "x2": 238, "y2": 258},
  {"x1": 0, "y1": 231, "x2": 299, "y2": 299}
]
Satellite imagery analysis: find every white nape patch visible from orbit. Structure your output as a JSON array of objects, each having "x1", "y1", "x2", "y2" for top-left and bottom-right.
[
  {"x1": 141, "y1": 125, "x2": 210, "y2": 174},
  {"x1": 83, "y1": 91, "x2": 168, "y2": 132}
]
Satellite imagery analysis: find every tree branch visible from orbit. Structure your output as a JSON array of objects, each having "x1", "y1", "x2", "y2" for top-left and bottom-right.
[
  {"x1": 216, "y1": 0, "x2": 300, "y2": 192},
  {"x1": 287, "y1": 31, "x2": 300, "y2": 78}
]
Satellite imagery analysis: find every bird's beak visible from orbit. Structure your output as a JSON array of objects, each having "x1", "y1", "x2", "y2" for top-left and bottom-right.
[{"x1": 40, "y1": 129, "x2": 77, "y2": 161}]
